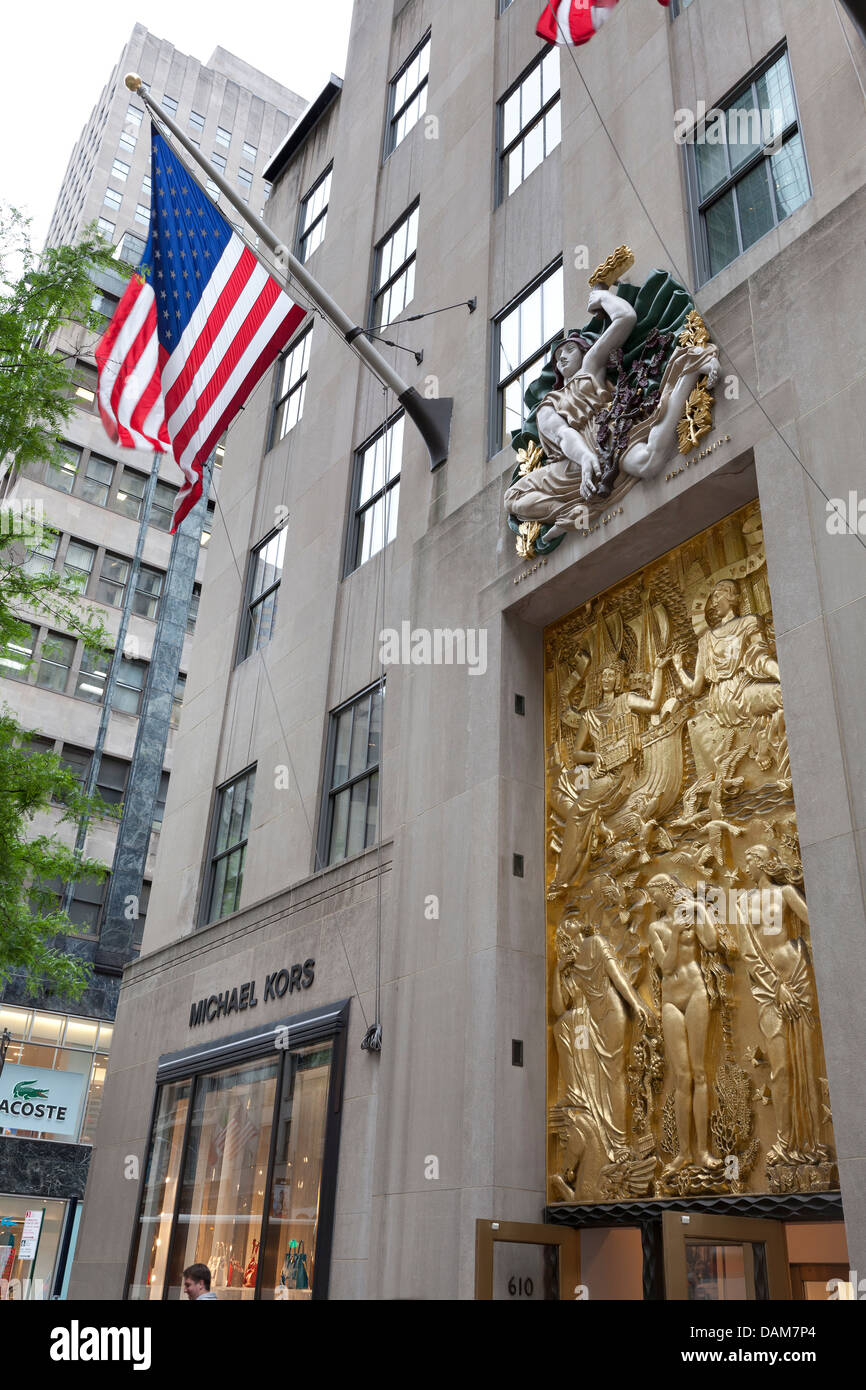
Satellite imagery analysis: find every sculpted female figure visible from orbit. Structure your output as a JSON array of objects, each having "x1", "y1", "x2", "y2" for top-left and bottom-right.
[
  {"x1": 671, "y1": 580, "x2": 787, "y2": 773},
  {"x1": 551, "y1": 915, "x2": 657, "y2": 1197},
  {"x1": 548, "y1": 655, "x2": 673, "y2": 896},
  {"x1": 504, "y1": 286, "x2": 720, "y2": 539},
  {"x1": 647, "y1": 874, "x2": 725, "y2": 1177}
]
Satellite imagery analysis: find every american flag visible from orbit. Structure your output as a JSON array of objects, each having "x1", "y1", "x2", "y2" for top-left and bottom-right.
[
  {"x1": 537, "y1": 0, "x2": 670, "y2": 47},
  {"x1": 96, "y1": 128, "x2": 307, "y2": 532}
]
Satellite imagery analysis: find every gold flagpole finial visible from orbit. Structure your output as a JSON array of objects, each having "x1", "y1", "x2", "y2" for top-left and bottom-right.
[{"x1": 125, "y1": 72, "x2": 143, "y2": 92}]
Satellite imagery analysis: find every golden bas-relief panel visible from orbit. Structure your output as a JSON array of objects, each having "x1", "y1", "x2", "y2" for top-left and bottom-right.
[{"x1": 544, "y1": 502, "x2": 838, "y2": 1204}]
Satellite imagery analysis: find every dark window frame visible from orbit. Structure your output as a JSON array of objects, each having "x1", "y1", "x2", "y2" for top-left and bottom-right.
[
  {"x1": 295, "y1": 163, "x2": 333, "y2": 263},
  {"x1": 316, "y1": 680, "x2": 384, "y2": 871},
  {"x1": 343, "y1": 411, "x2": 404, "y2": 578},
  {"x1": 682, "y1": 44, "x2": 811, "y2": 286},
  {"x1": 236, "y1": 525, "x2": 288, "y2": 665},
  {"x1": 496, "y1": 47, "x2": 561, "y2": 206},
  {"x1": 269, "y1": 322, "x2": 313, "y2": 448},
  {"x1": 369, "y1": 200, "x2": 420, "y2": 331},
  {"x1": 200, "y1": 764, "x2": 257, "y2": 927},
  {"x1": 123, "y1": 997, "x2": 350, "y2": 1302},
  {"x1": 385, "y1": 30, "x2": 432, "y2": 160},
  {"x1": 490, "y1": 256, "x2": 564, "y2": 457}
]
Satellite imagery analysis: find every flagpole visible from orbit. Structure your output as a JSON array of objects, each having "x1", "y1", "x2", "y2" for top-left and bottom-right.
[{"x1": 124, "y1": 74, "x2": 452, "y2": 470}]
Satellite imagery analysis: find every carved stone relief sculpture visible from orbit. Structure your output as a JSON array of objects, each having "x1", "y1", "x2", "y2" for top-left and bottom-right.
[{"x1": 545, "y1": 502, "x2": 838, "y2": 1202}]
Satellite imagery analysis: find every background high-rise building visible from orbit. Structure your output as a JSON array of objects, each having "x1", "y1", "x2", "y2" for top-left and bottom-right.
[{"x1": 0, "y1": 22, "x2": 305, "y2": 1300}]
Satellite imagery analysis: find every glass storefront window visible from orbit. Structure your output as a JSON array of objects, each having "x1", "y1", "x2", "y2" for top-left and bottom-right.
[
  {"x1": 0, "y1": 1011, "x2": 112, "y2": 1144},
  {"x1": 166, "y1": 1057, "x2": 278, "y2": 1300},
  {"x1": 128, "y1": 1026, "x2": 342, "y2": 1300},
  {"x1": 0, "y1": 1196, "x2": 67, "y2": 1300},
  {"x1": 261, "y1": 1044, "x2": 332, "y2": 1300},
  {"x1": 127, "y1": 1081, "x2": 191, "y2": 1299}
]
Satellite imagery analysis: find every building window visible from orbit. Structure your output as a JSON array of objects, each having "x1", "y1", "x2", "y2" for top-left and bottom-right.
[
  {"x1": 103, "y1": 186, "x2": 122, "y2": 211},
  {"x1": 272, "y1": 324, "x2": 312, "y2": 442},
  {"x1": 115, "y1": 466, "x2": 147, "y2": 519},
  {"x1": 498, "y1": 49, "x2": 561, "y2": 202},
  {"x1": 242, "y1": 140, "x2": 257, "y2": 163},
  {"x1": 671, "y1": 0, "x2": 696, "y2": 14},
  {"x1": 152, "y1": 480, "x2": 179, "y2": 531},
  {"x1": 211, "y1": 151, "x2": 227, "y2": 172},
  {"x1": 67, "y1": 876, "x2": 107, "y2": 936},
  {"x1": 97, "y1": 217, "x2": 115, "y2": 240},
  {"x1": 95, "y1": 552, "x2": 129, "y2": 608},
  {"x1": 162, "y1": 95, "x2": 178, "y2": 116},
  {"x1": 187, "y1": 583, "x2": 201, "y2": 635},
  {"x1": 75, "y1": 649, "x2": 109, "y2": 703},
  {"x1": 200, "y1": 500, "x2": 216, "y2": 547},
  {"x1": 127, "y1": 104, "x2": 143, "y2": 126},
  {"x1": 91, "y1": 289, "x2": 119, "y2": 319},
  {"x1": 142, "y1": 175, "x2": 152, "y2": 198},
  {"x1": 346, "y1": 415, "x2": 403, "y2": 574},
  {"x1": 63, "y1": 539, "x2": 97, "y2": 589},
  {"x1": 0, "y1": 623, "x2": 37, "y2": 681},
  {"x1": 189, "y1": 110, "x2": 205, "y2": 133},
  {"x1": 238, "y1": 528, "x2": 287, "y2": 662},
  {"x1": 386, "y1": 31, "x2": 431, "y2": 156},
  {"x1": 126, "y1": 1011, "x2": 344, "y2": 1301},
  {"x1": 82, "y1": 452, "x2": 114, "y2": 504},
  {"x1": 205, "y1": 766, "x2": 256, "y2": 923},
  {"x1": 48, "y1": 442, "x2": 81, "y2": 494},
  {"x1": 215, "y1": 125, "x2": 232, "y2": 148},
  {"x1": 685, "y1": 48, "x2": 810, "y2": 283},
  {"x1": 297, "y1": 165, "x2": 331, "y2": 263},
  {"x1": 23, "y1": 531, "x2": 59, "y2": 577},
  {"x1": 206, "y1": 180, "x2": 220, "y2": 202},
  {"x1": 493, "y1": 260, "x2": 564, "y2": 452},
  {"x1": 171, "y1": 673, "x2": 186, "y2": 729},
  {"x1": 134, "y1": 203, "x2": 150, "y2": 225},
  {"x1": 371, "y1": 203, "x2": 419, "y2": 329},
  {"x1": 116, "y1": 231, "x2": 146, "y2": 265},
  {"x1": 152, "y1": 770, "x2": 170, "y2": 830},
  {"x1": 72, "y1": 361, "x2": 98, "y2": 409},
  {"x1": 119, "y1": 130, "x2": 136, "y2": 154},
  {"x1": 96, "y1": 754, "x2": 129, "y2": 805},
  {"x1": 113, "y1": 656, "x2": 147, "y2": 715},
  {"x1": 321, "y1": 682, "x2": 383, "y2": 866},
  {"x1": 59, "y1": 743, "x2": 90, "y2": 791},
  {"x1": 237, "y1": 167, "x2": 252, "y2": 198},
  {"x1": 111, "y1": 157, "x2": 130, "y2": 182},
  {"x1": 132, "y1": 564, "x2": 164, "y2": 620},
  {"x1": 35, "y1": 632, "x2": 76, "y2": 693}
]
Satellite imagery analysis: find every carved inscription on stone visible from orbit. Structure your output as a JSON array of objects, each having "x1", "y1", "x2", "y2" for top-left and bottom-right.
[{"x1": 545, "y1": 502, "x2": 837, "y2": 1202}]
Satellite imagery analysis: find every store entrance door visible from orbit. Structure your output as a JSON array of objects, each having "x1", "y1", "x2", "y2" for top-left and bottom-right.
[
  {"x1": 662, "y1": 1211, "x2": 791, "y2": 1300},
  {"x1": 474, "y1": 1220, "x2": 581, "y2": 1300}
]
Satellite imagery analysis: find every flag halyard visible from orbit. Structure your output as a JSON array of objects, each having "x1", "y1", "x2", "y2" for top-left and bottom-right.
[{"x1": 96, "y1": 127, "x2": 307, "y2": 532}]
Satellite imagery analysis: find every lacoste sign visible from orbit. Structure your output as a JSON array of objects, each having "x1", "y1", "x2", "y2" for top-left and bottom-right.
[{"x1": 0, "y1": 1063, "x2": 86, "y2": 1137}]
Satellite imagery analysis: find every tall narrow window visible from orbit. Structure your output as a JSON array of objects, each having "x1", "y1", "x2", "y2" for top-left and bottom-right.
[
  {"x1": 162, "y1": 96, "x2": 178, "y2": 116},
  {"x1": 112, "y1": 656, "x2": 147, "y2": 715},
  {"x1": 82, "y1": 454, "x2": 114, "y2": 505},
  {"x1": 321, "y1": 683, "x2": 383, "y2": 867},
  {"x1": 215, "y1": 125, "x2": 232, "y2": 148},
  {"x1": 72, "y1": 361, "x2": 99, "y2": 412},
  {"x1": 189, "y1": 110, "x2": 205, "y2": 133},
  {"x1": 111, "y1": 157, "x2": 130, "y2": 182},
  {"x1": 96, "y1": 755, "x2": 129, "y2": 805},
  {"x1": 493, "y1": 261, "x2": 564, "y2": 452},
  {"x1": 347, "y1": 414, "x2": 403, "y2": 574},
  {"x1": 297, "y1": 166, "x2": 332, "y2": 262},
  {"x1": 63, "y1": 539, "x2": 97, "y2": 590},
  {"x1": 36, "y1": 632, "x2": 76, "y2": 693},
  {"x1": 49, "y1": 442, "x2": 81, "y2": 494},
  {"x1": 205, "y1": 767, "x2": 256, "y2": 923},
  {"x1": 0, "y1": 624, "x2": 37, "y2": 682},
  {"x1": 115, "y1": 466, "x2": 147, "y2": 519},
  {"x1": 271, "y1": 324, "x2": 312, "y2": 442},
  {"x1": 95, "y1": 552, "x2": 129, "y2": 608},
  {"x1": 152, "y1": 480, "x2": 179, "y2": 532},
  {"x1": 386, "y1": 32, "x2": 431, "y2": 156},
  {"x1": 132, "y1": 564, "x2": 164, "y2": 621},
  {"x1": 238, "y1": 528, "x2": 287, "y2": 662},
  {"x1": 685, "y1": 48, "x2": 810, "y2": 283},
  {"x1": 371, "y1": 203, "x2": 419, "y2": 329},
  {"x1": 23, "y1": 531, "x2": 59, "y2": 577},
  {"x1": 498, "y1": 49, "x2": 561, "y2": 202}
]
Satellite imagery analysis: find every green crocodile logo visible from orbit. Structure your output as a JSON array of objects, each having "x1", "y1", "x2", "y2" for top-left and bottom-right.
[{"x1": 11, "y1": 1081, "x2": 50, "y2": 1100}]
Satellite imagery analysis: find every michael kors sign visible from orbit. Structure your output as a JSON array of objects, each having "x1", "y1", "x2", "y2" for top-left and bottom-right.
[{"x1": 188, "y1": 959, "x2": 315, "y2": 1028}]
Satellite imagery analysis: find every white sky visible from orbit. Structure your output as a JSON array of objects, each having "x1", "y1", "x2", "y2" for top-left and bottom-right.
[{"x1": 2, "y1": 0, "x2": 354, "y2": 247}]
